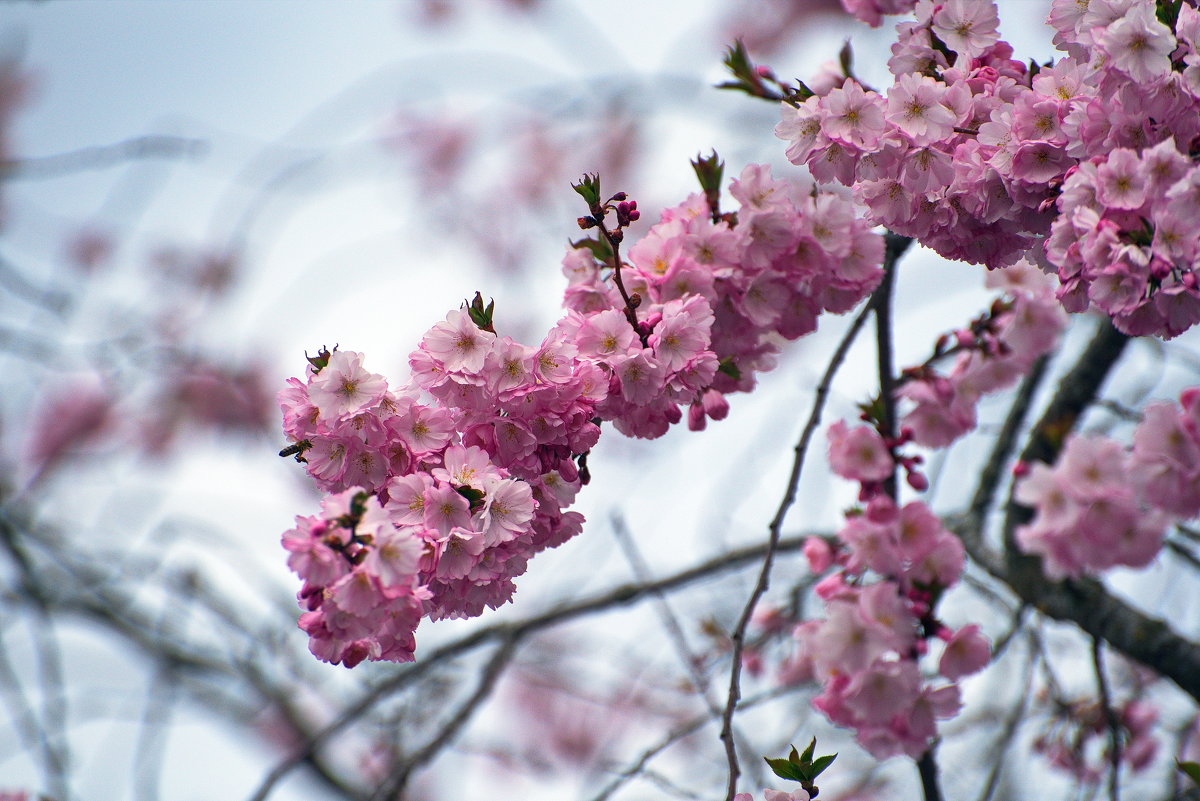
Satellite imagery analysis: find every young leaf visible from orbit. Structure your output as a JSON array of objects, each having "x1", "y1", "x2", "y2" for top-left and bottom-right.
[
  {"x1": 764, "y1": 757, "x2": 805, "y2": 783},
  {"x1": 810, "y1": 752, "x2": 837, "y2": 778},
  {"x1": 571, "y1": 173, "x2": 601, "y2": 208},
  {"x1": 1179, "y1": 760, "x2": 1200, "y2": 786}
]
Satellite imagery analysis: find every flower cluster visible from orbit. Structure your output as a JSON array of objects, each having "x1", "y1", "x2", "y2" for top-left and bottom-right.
[
  {"x1": 777, "y1": 0, "x2": 1200, "y2": 338},
  {"x1": 788, "y1": 490, "x2": 987, "y2": 759},
  {"x1": 280, "y1": 332, "x2": 597, "y2": 665},
  {"x1": 897, "y1": 261, "x2": 1067, "y2": 448},
  {"x1": 562, "y1": 163, "x2": 884, "y2": 438},
  {"x1": 279, "y1": 163, "x2": 885, "y2": 665},
  {"x1": 1032, "y1": 694, "x2": 1159, "y2": 782},
  {"x1": 1014, "y1": 387, "x2": 1200, "y2": 578}
]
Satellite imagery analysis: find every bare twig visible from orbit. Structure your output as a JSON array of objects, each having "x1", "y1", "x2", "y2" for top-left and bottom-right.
[
  {"x1": 369, "y1": 636, "x2": 520, "y2": 800},
  {"x1": 611, "y1": 512, "x2": 716, "y2": 704},
  {"x1": 966, "y1": 353, "x2": 1051, "y2": 535},
  {"x1": 248, "y1": 530, "x2": 822, "y2": 801},
  {"x1": 589, "y1": 685, "x2": 799, "y2": 801},
  {"x1": 975, "y1": 640, "x2": 1038, "y2": 801},
  {"x1": 1093, "y1": 638, "x2": 1121, "y2": 801},
  {"x1": 719, "y1": 293, "x2": 877, "y2": 801}
]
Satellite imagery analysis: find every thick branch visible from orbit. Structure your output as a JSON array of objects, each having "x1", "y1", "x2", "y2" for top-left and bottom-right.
[{"x1": 945, "y1": 317, "x2": 1200, "y2": 703}]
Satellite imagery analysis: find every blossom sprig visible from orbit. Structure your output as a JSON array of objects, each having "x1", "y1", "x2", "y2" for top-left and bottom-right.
[
  {"x1": 573, "y1": 172, "x2": 646, "y2": 343},
  {"x1": 758, "y1": 265, "x2": 1071, "y2": 756},
  {"x1": 717, "y1": 38, "x2": 815, "y2": 106},
  {"x1": 896, "y1": 261, "x2": 1067, "y2": 449},
  {"x1": 762, "y1": 738, "x2": 837, "y2": 799},
  {"x1": 774, "y1": 0, "x2": 1200, "y2": 338},
  {"x1": 563, "y1": 162, "x2": 884, "y2": 439},
  {"x1": 784, "y1": 490, "x2": 983, "y2": 758},
  {"x1": 279, "y1": 161, "x2": 888, "y2": 663},
  {"x1": 1013, "y1": 386, "x2": 1200, "y2": 578},
  {"x1": 279, "y1": 323, "x2": 599, "y2": 664}
]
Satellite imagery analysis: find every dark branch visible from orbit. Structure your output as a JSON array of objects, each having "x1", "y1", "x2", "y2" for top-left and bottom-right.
[{"x1": 720, "y1": 291, "x2": 877, "y2": 801}]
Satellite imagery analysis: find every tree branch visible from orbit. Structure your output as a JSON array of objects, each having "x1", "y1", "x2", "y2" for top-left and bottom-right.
[
  {"x1": 248, "y1": 529, "x2": 824, "y2": 801},
  {"x1": 720, "y1": 291, "x2": 877, "y2": 801}
]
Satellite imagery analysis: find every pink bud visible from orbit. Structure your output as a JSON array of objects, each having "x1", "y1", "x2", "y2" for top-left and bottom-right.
[
  {"x1": 687, "y1": 402, "x2": 707, "y2": 431},
  {"x1": 741, "y1": 648, "x2": 763, "y2": 677},
  {"x1": 906, "y1": 470, "x2": 929, "y2": 491},
  {"x1": 804, "y1": 536, "x2": 834, "y2": 573},
  {"x1": 702, "y1": 388, "x2": 730, "y2": 420},
  {"x1": 865, "y1": 495, "x2": 898, "y2": 523},
  {"x1": 814, "y1": 572, "x2": 850, "y2": 600}
]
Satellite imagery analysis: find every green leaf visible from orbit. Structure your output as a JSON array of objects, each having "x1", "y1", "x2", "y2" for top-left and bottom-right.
[
  {"x1": 717, "y1": 357, "x2": 741, "y2": 380},
  {"x1": 305, "y1": 345, "x2": 335, "y2": 373},
  {"x1": 465, "y1": 291, "x2": 495, "y2": 332},
  {"x1": 690, "y1": 150, "x2": 725, "y2": 197},
  {"x1": 799, "y1": 737, "x2": 817, "y2": 764},
  {"x1": 838, "y1": 39, "x2": 853, "y2": 78},
  {"x1": 792, "y1": 79, "x2": 815, "y2": 101},
  {"x1": 455, "y1": 485, "x2": 487, "y2": 513},
  {"x1": 723, "y1": 39, "x2": 754, "y2": 80},
  {"x1": 571, "y1": 173, "x2": 601, "y2": 208},
  {"x1": 764, "y1": 757, "x2": 805, "y2": 783},
  {"x1": 570, "y1": 236, "x2": 613, "y2": 264},
  {"x1": 1179, "y1": 760, "x2": 1200, "y2": 786},
  {"x1": 810, "y1": 753, "x2": 837, "y2": 778},
  {"x1": 1158, "y1": 0, "x2": 1183, "y2": 31}
]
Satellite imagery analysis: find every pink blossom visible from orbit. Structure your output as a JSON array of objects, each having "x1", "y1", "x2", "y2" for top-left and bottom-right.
[
  {"x1": 307, "y1": 350, "x2": 388, "y2": 421},
  {"x1": 886, "y1": 73, "x2": 956, "y2": 144},
  {"x1": 931, "y1": 0, "x2": 1000, "y2": 58},
  {"x1": 827, "y1": 421, "x2": 894, "y2": 482},
  {"x1": 937, "y1": 624, "x2": 991, "y2": 680},
  {"x1": 819, "y1": 81, "x2": 886, "y2": 150},
  {"x1": 422, "y1": 308, "x2": 496, "y2": 373},
  {"x1": 1101, "y1": 3, "x2": 1174, "y2": 84}
]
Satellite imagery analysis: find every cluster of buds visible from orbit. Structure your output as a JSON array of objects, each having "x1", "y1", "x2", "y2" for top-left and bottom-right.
[{"x1": 574, "y1": 176, "x2": 641, "y2": 242}]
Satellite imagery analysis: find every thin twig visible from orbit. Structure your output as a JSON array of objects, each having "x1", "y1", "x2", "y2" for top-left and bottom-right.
[
  {"x1": 871, "y1": 233, "x2": 909, "y2": 496},
  {"x1": 719, "y1": 296, "x2": 876, "y2": 801},
  {"x1": 871, "y1": 233, "x2": 941, "y2": 801},
  {"x1": 0, "y1": 513, "x2": 72, "y2": 801},
  {"x1": 1093, "y1": 638, "x2": 1121, "y2": 801},
  {"x1": 967, "y1": 354, "x2": 1051, "y2": 532},
  {"x1": 1166, "y1": 538, "x2": 1200, "y2": 571},
  {"x1": 610, "y1": 512, "x2": 717, "y2": 705},
  {"x1": 248, "y1": 530, "x2": 821, "y2": 801},
  {"x1": 369, "y1": 636, "x2": 519, "y2": 800},
  {"x1": 975, "y1": 640, "x2": 1039, "y2": 801},
  {"x1": 917, "y1": 750, "x2": 943, "y2": 801},
  {"x1": 589, "y1": 685, "x2": 798, "y2": 801}
]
